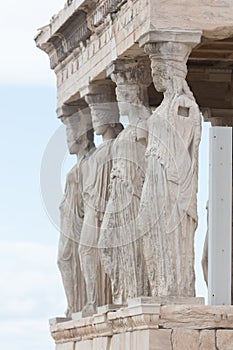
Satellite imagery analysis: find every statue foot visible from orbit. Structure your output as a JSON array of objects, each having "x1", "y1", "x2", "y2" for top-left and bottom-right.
[{"x1": 82, "y1": 303, "x2": 97, "y2": 317}]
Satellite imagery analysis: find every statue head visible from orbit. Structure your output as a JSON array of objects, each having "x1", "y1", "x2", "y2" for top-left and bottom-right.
[
  {"x1": 89, "y1": 102, "x2": 121, "y2": 137},
  {"x1": 94, "y1": 122, "x2": 124, "y2": 138},
  {"x1": 62, "y1": 108, "x2": 94, "y2": 155},
  {"x1": 149, "y1": 42, "x2": 191, "y2": 92},
  {"x1": 115, "y1": 84, "x2": 151, "y2": 125},
  {"x1": 115, "y1": 84, "x2": 141, "y2": 117}
]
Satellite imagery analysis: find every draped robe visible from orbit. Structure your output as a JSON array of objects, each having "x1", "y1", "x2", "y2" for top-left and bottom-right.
[
  {"x1": 138, "y1": 94, "x2": 201, "y2": 297},
  {"x1": 99, "y1": 126, "x2": 149, "y2": 303}
]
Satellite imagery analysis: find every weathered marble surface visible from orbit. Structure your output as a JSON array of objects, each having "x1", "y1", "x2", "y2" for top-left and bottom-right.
[
  {"x1": 78, "y1": 83, "x2": 122, "y2": 316},
  {"x1": 35, "y1": 2, "x2": 233, "y2": 348},
  {"x1": 50, "y1": 300, "x2": 233, "y2": 350},
  {"x1": 58, "y1": 109, "x2": 95, "y2": 317},
  {"x1": 35, "y1": 0, "x2": 233, "y2": 110},
  {"x1": 99, "y1": 58, "x2": 152, "y2": 304},
  {"x1": 52, "y1": 29, "x2": 204, "y2": 319},
  {"x1": 138, "y1": 39, "x2": 202, "y2": 297}
]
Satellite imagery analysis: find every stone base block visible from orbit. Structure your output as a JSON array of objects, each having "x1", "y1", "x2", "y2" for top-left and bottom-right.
[{"x1": 50, "y1": 298, "x2": 233, "y2": 350}]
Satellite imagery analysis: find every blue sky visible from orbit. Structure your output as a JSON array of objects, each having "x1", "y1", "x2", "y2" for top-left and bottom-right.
[
  {"x1": 0, "y1": 1, "x2": 209, "y2": 349},
  {"x1": 0, "y1": 2, "x2": 67, "y2": 349}
]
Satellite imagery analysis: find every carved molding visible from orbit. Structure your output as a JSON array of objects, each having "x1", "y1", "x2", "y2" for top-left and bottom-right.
[
  {"x1": 50, "y1": 303, "x2": 160, "y2": 343},
  {"x1": 84, "y1": 81, "x2": 117, "y2": 104},
  {"x1": 43, "y1": 0, "x2": 129, "y2": 69},
  {"x1": 106, "y1": 58, "x2": 152, "y2": 107},
  {"x1": 145, "y1": 41, "x2": 194, "y2": 63},
  {"x1": 87, "y1": 0, "x2": 127, "y2": 30},
  {"x1": 50, "y1": 303, "x2": 233, "y2": 344},
  {"x1": 107, "y1": 58, "x2": 152, "y2": 87},
  {"x1": 139, "y1": 30, "x2": 202, "y2": 82},
  {"x1": 48, "y1": 11, "x2": 92, "y2": 69},
  {"x1": 139, "y1": 29, "x2": 202, "y2": 50},
  {"x1": 56, "y1": 101, "x2": 88, "y2": 119}
]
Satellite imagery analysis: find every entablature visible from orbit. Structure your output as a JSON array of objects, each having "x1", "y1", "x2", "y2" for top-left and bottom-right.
[{"x1": 35, "y1": 0, "x2": 233, "y2": 115}]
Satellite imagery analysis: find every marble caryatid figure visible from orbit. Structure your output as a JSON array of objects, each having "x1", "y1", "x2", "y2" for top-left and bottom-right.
[
  {"x1": 138, "y1": 42, "x2": 202, "y2": 297},
  {"x1": 79, "y1": 91, "x2": 123, "y2": 316},
  {"x1": 58, "y1": 109, "x2": 95, "y2": 317},
  {"x1": 99, "y1": 72, "x2": 151, "y2": 304}
]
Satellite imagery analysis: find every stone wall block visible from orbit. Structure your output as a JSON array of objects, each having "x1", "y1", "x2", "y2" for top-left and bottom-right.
[
  {"x1": 217, "y1": 330, "x2": 233, "y2": 350},
  {"x1": 57, "y1": 342, "x2": 75, "y2": 350},
  {"x1": 75, "y1": 339, "x2": 92, "y2": 350},
  {"x1": 110, "y1": 332, "x2": 131, "y2": 350},
  {"x1": 199, "y1": 330, "x2": 216, "y2": 350},
  {"x1": 93, "y1": 336, "x2": 111, "y2": 350},
  {"x1": 149, "y1": 329, "x2": 172, "y2": 350},
  {"x1": 172, "y1": 329, "x2": 199, "y2": 350}
]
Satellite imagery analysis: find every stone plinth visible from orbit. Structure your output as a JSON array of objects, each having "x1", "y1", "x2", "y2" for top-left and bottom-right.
[{"x1": 50, "y1": 299, "x2": 233, "y2": 350}]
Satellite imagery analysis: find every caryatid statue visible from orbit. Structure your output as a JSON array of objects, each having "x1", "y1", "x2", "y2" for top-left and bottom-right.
[
  {"x1": 138, "y1": 32, "x2": 202, "y2": 297},
  {"x1": 78, "y1": 81, "x2": 124, "y2": 316},
  {"x1": 58, "y1": 106, "x2": 96, "y2": 317},
  {"x1": 98, "y1": 59, "x2": 152, "y2": 304}
]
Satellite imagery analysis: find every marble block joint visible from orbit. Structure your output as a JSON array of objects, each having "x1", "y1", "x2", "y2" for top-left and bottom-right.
[{"x1": 50, "y1": 299, "x2": 233, "y2": 350}]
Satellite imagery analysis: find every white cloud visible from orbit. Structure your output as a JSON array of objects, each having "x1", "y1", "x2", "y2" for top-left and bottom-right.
[{"x1": 0, "y1": 0, "x2": 65, "y2": 85}]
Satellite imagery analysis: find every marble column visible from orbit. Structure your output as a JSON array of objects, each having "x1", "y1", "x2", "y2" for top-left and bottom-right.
[
  {"x1": 78, "y1": 81, "x2": 121, "y2": 315},
  {"x1": 57, "y1": 103, "x2": 94, "y2": 317},
  {"x1": 98, "y1": 59, "x2": 152, "y2": 304},
  {"x1": 137, "y1": 30, "x2": 202, "y2": 297}
]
